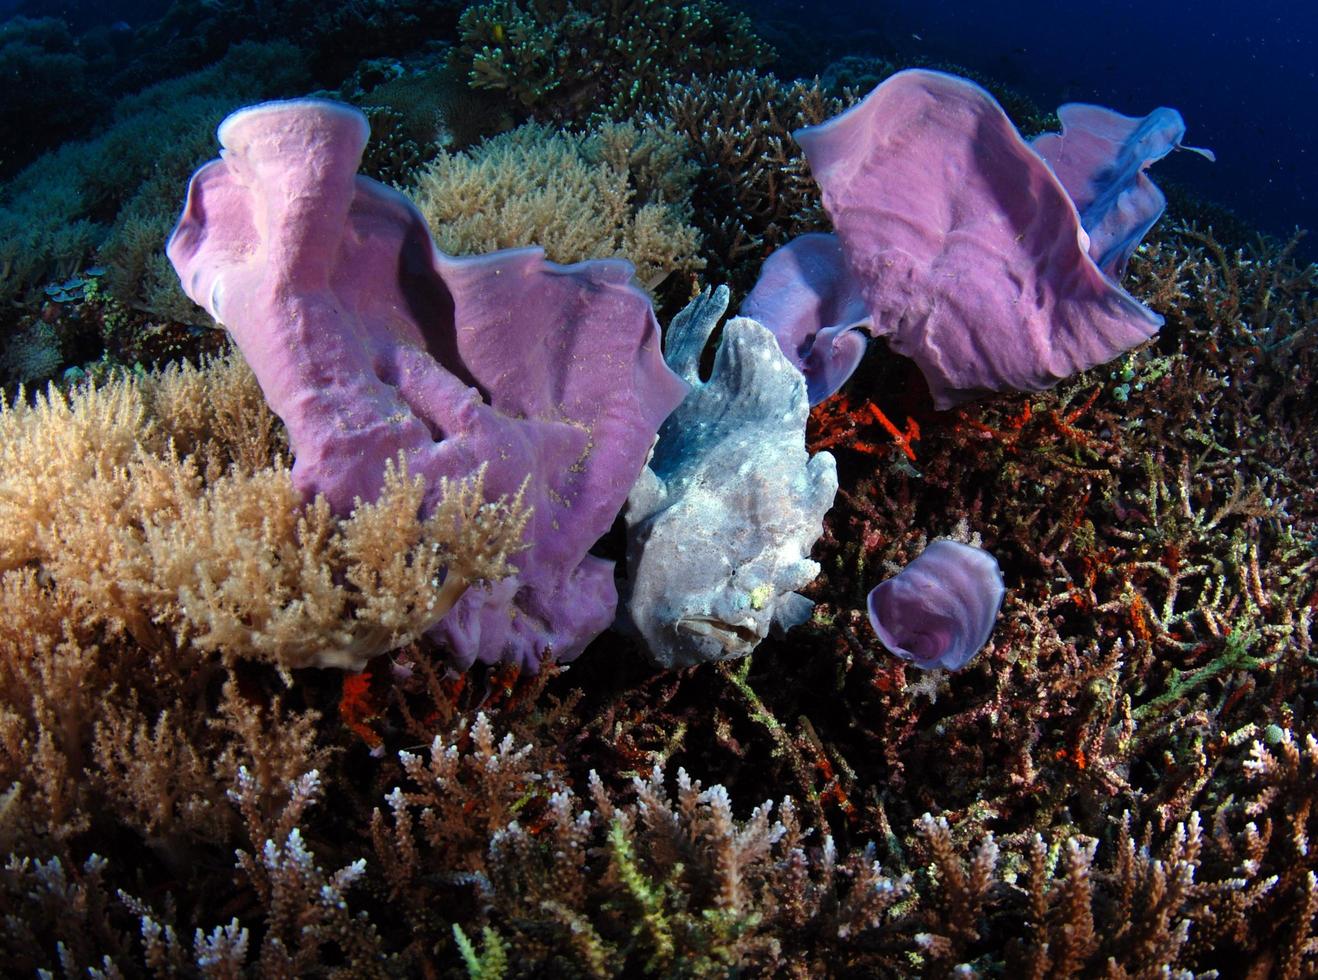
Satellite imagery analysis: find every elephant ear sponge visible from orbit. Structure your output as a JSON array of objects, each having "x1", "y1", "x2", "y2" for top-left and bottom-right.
[
  {"x1": 867, "y1": 539, "x2": 1005, "y2": 672},
  {"x1": 743, "y1": 69, "x2": 1171, "y2": 408},
  {"x1": 167, "y1": 98, "x2": 688, "y2": 672}
]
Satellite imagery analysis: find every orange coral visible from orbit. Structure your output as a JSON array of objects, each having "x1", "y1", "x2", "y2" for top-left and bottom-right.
[
  {"x1": 807, "y1": 394, "x2": 921, "y2": 460},
  {"x1": 339, "y1": 663, "x2": 386, "y2": 750}
]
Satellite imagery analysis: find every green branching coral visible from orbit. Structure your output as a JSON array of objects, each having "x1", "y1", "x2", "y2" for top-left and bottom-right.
[{"x1": 452, "y1": 0, "x2": 774, "y2": 121}]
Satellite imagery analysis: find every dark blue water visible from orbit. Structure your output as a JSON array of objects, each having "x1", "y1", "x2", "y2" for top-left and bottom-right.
[
  {"x1": 1, "y1": 0, "x2": 169, "y2": 30},
  {"x1": 751, "y1": 0, "x2": 1317, "y2": 254},
  {"x1": 4, "y1": 0, "x2": 1314, "y2": 254}
]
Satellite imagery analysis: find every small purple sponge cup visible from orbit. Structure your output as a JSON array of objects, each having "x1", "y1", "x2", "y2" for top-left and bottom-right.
[{"x1": 867, "y1": 540, "x2": 1006, "y2": 671}]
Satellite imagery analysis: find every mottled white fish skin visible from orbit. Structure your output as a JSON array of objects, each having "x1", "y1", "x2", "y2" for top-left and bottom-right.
[{"x1": 621, "y1": 287, "x2": 838, "y2": 668}]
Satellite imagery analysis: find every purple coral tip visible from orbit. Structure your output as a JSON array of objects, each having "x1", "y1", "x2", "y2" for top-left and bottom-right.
[{"x1": 867, "y1": 539, "x2": 1005, "y2": 671}]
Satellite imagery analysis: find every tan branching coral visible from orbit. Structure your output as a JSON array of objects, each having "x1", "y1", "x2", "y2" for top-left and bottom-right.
[
  {"x1": 408, "y1": 120, "x2": 703, "y2": 292},
  {"x1": 0, "y1": 351, "x2": 531, "y2": 671}
]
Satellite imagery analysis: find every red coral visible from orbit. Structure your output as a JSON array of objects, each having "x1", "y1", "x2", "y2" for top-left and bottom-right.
[{"x1": 339, "y1": 660, "x2": 387, "y2": 750}]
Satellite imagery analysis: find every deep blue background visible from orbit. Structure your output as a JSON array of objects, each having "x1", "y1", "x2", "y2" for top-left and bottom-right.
[
  {"x1": 4, "y1": 0, "x2": 1314, "y2": 250},
  {"x1": 748, "y1": 0, "x2": 1317, "y2": 251},
  {"x1": 1, "y1": 0, "x2": 170, "y2": 28}
]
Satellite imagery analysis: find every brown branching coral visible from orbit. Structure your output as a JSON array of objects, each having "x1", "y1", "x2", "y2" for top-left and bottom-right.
[
  {"x1": 367, "y1": 710, "x2": 569, "y2": 960},
  {"x1": 1129, "y1": 224, "x2": 1317, "y2": 365},
  {"x1": 372, "y1": 713, "x2": 910, "y2": 977},
  {"x1": 1188, "y1": 723, "x2": 1318, "y2": 977},
  {"x1": 359, "y1": 104, "x2": 441, "y2": 186},
  {"x1": 655, "y1": 70, "x2": 856, "y2": 293},
  {"x1": 357, "y1": 64, "x2": 516, "y2": 159},
  {"x1": 452, "y1": 0, "x2": 773, "y2": 121},
  {"x1": 223, "y1": 768, "x2": 393, "y2": 976},
  {"x1": 2, "y1": 766, "x2": 396, "y2": 977},
  {"x1": 5, "y1": 706, "x2": 914, "y2": 976}
]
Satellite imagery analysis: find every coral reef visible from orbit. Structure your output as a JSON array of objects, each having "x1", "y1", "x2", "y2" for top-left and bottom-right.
[
  {"x1": 408, "y1": 118, "x2": 703, "y2": 293},
  {"x1": 452, "y1": 0, "x2": 773, "y2": 121},
  {"x1": 0, "y1": 41, "x2": 310, "y2": 317},
  {"x1": 0, "y1": 2, "x2": 1313, "y2": 972},
  {"x1": 656, "y1": 70, "x2": 852, "y2": 293},
  {"x1": 125, "y1": 0, "x2": 460, "y2": 97},
  {"x1": 0, "y1": 17, "x2": 106, "y2": 168}
]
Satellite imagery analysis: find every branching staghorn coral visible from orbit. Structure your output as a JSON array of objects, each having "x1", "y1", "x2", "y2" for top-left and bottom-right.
[
  {"x1": 1128, "y1": 222, "x2": 1317, "y2": 366},
  {"x1": 6, "y1": 677, "x2": 1318, "y2": 975},
  {"x1": 2, "y1": 766, "x2": 396, "y2": 976},
  {"x1": 1190, "y1": 723, "x2": 1318, "y2": 977},
  {"x1": 452, "y1": 0, "x2": 773, "y2": 121},
  {"x1": 654, "y1": 70, "x2": 854, "y2": 293},
  {"x1": 372, "y1": 714, "x2": 910, "y2": 977}
]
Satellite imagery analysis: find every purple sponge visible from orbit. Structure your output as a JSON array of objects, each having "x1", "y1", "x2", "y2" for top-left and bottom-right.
[
  {"x1": 1032, "y1": 103, "x2": 1214, "y2": 279},
  {"x1": 867, "y1": 540, "x2": 1005, "y2": 671},
  {"x1": 167, "y1": 99, "x2": 687, "y2": 671},
  {"x1": 743, "y1": 69, "x2": 1169, "y2": 408}
]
